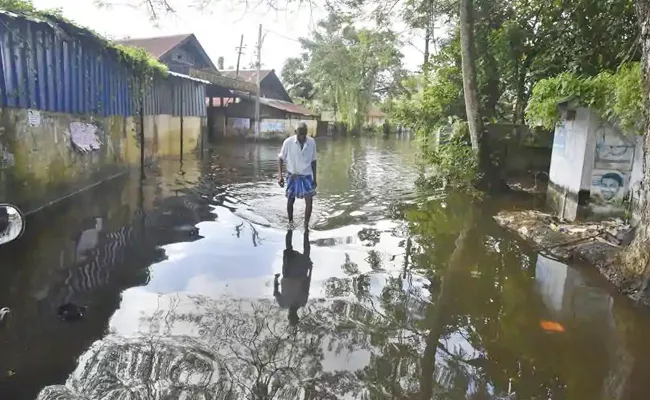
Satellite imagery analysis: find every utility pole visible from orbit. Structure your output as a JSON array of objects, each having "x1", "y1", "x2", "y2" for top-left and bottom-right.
[
  {"x1": 235, "y1": 34, "x2": 244, "y2": 77},
  {"x1": 255, "y1": 24, "x2": 262, "y2": 139}
]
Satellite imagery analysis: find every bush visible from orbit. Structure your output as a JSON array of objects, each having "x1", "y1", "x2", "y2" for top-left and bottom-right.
[{"x1": 418, "y1": 121, "x2": 480, "y2": 193}]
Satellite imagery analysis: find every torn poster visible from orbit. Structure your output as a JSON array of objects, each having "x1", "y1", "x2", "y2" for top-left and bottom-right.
[{"x1": 68, "y1": 122, "x2": 102, "y2": 153}]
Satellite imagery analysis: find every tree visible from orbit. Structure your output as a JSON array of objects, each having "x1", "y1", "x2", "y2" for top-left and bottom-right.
[
  {"x1": 280, "y1": 12, "x2": 405, "y2": 131},
  {"x1": 281, "y1": 55, "x2": 316, "y2": 106},
  {"x1": 458, "y1": 0, "x2": 483, "y2": 154},
  {"x1": 624, "y1": 1, "x2": 650, "y2": 302}
]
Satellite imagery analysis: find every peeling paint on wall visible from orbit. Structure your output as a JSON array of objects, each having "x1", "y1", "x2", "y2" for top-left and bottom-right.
[{"x1": 68, "y1": 122, "x2": 102, "y2": 153}]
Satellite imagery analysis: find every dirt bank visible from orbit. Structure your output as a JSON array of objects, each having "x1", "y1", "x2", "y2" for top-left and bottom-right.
[{"x1": 494, "y1": 210, "x2": 646, "y2": 301}]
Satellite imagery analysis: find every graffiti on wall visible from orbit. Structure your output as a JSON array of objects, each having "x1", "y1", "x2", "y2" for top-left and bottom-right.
[
  {"x1": 594, "y1": 125, "x2": 635, "y2": 169},
  {"x1": 260, "y1": 120, "x2": 285, "y2": 133},
  {"x1": 591, "y1": 170, "x2": 627, "y2": 205},
  {"x1": 68, "y1": 122, "x2": 102, "y2": 153}
]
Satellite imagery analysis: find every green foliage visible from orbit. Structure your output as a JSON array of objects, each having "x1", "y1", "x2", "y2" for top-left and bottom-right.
[
  {"x1": 526, "y1": 62, "x2": 643, "y2": 133},
  {"x1": 390, "y1": 0, "x2": 639, "y2": 125},
  {"x1": 281, "y1": 12, "x2": 406, "y2": 130},
  {"x1": 1, "y1": 0, "x2": 167, "y2": 79},
  {"x1": 110, "y1": 44, "x2": 168, "y2": 79},
  {"x1": 424, "y1": 122, "x2": 480, "y2": 192}
]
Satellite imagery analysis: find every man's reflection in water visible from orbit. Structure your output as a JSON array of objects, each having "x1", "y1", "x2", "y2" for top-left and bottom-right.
[{"x1": 274, "y1": 229, "x2": 312, "y2": 326}]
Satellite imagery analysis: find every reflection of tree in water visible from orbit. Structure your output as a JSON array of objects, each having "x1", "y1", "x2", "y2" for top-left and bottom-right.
[
  {"x1": 38, "y1": 192, "x2": 629, "y2": 399},
  {"x1": 37, "y1": 297, "x2": 360, "y2": 400}
]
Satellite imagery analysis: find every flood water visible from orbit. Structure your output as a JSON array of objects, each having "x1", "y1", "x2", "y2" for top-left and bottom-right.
[{"x1": 2, "y1": 137, "x2": 650, "y2": 399}]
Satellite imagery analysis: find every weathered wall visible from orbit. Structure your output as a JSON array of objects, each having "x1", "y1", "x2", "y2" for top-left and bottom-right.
[
  {"x1": 484, "y1": 124, "x2": 553, "y2": 177},
  {"x1": 547, "y1": 107, "x2": 592, "y2": 220},
  {"x1": 142, "y1": 115, "x2": 205, "y2": 160},
  {"x1": 0, "y1": 108, "x2": 139, "y2": 213},
  {"x1": 0, "y1": 108, "x2": 205, "y2": 214},
  {"x1": 224, "y1": 116, "x2": 316, "y2": 139},
  {"x1": 546, "y1": 106, "x2": 640, "y2": 221},
  {"x1": 0, "y1": 13, "x2": 209, "y2": 215},
  {"x1": 587, "y1": 113, "x2": 636, "y2": 217}
]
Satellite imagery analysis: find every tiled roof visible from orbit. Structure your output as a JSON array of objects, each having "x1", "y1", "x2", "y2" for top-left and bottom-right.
[
  {"x1": 220, "y1": 69, "x2": 273, "y2": 84},
  {"x1": 114, "y1": 34, "x2": 192, "y2": 59}
]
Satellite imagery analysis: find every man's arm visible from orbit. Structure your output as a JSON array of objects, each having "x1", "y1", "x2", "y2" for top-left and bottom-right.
[
  {"x1": 278, "y1": 140, "x2": 287, "y2": 186},
  {"x1": 278, "y1": 158, "x2": 285, "y2": 185}
]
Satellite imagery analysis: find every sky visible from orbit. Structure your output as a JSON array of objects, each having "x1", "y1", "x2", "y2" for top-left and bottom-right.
[{"x1": 32, "y1": 0, "x2": 428, "y2": 75}]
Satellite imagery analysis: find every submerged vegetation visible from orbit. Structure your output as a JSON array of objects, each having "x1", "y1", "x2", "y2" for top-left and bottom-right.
[{"x1": 0, "y1": 0, "x2": 168, "y2": 79}]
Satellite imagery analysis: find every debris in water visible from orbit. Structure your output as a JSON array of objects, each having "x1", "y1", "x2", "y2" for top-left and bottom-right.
[
  {"x1": 540, "y1": 320, "x2": 565, "y2": 332},
  {"x1": 57, "y1": 303, "x2": 87, "y2": 322}
]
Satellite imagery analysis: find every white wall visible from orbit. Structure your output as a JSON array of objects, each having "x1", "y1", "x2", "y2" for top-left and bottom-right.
[
  {"x1": 549, "y1": 107, "x2": 591, "y2": 193},
  {"x1": 581, "y1": 109, "x2": 599, "y2": 190}
]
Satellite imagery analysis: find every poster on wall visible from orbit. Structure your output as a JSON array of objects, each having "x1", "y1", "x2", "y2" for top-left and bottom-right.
[
  {"x1": 28, "y1": 110, "x2": 41, "y2": 127},
  {"x1": 594, "y1": 125, "x2": 635, "y2": 169},
  {"x1": 591, "y1": 169, "x2": 628, "y2": 205},
  {"x1": 68, "y1": 122, "x2": 102, "y2": 153}
]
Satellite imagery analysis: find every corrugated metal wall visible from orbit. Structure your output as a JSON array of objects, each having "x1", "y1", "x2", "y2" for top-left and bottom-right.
[
  {"x1": 142, "y1": 76, "x2": 206, "y2": 117},
  {"x1": 0, "y1": 13, "x2": 207, "y2": 118},
  {"x1": 0, "y1": 13, "x2": 134, "y2": 117}
]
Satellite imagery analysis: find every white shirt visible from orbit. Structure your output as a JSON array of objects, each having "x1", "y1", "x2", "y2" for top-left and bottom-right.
[{"x1": 278, "y1": 135, "x2": 317, "y2": 176}]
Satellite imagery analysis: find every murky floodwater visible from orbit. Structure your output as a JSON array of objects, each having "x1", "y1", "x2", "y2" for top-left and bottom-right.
[{"x1": 2, "y1": 137, "x2": 650, "y2": 399}]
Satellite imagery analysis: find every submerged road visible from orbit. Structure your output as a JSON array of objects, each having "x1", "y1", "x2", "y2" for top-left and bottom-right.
[{"x1": 0, "y1": 137, "x2": 649, "y2": 399}]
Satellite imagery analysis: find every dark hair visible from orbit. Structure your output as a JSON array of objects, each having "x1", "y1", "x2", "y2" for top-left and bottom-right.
[{"x1": 601, "y1": 172, "x2": 623, "y2": 187}]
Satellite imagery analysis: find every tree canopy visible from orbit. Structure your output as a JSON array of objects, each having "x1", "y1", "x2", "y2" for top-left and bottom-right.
[{"x1": 281, "y1": 12, "x2": 406, "y2": 130}]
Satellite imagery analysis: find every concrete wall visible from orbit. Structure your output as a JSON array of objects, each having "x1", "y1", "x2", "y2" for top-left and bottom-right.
[
  {"x1": 0, "y1": 108, "x2": 204, "y2": 214},
  {"x1": 587, "y1": 113, "x2": 636, "y2": 217},
  {"x1": 142, "y1": 115, "x2": 204, "y2": 162},
  {"x1": 0, "y1": 108, "x2": 139, "y2": 213},
  {"x1": 547, "y1": 106, "x2": 640, "y2": 221},
  {"x1": 547, "y1": 107, "x2": 593, "y2": 220},
  {"x1": 224, "y1": 116, "x2": 317, "y2": 139},
  {"x1": 483, "y1": 124, "x2": 553, "y2": 177}
]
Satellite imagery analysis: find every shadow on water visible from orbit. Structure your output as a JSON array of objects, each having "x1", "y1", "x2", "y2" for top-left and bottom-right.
[{"x1": 1, "y1": 137, "x2": 650, "y2": 399}]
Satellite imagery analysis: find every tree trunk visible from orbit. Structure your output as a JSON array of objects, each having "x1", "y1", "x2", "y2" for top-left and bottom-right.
[
  {"x1": 623, "y1": 0, "x2": 650, "y2": 298},
  {"x1": 459, "y1": 0, "x2": 483, "y2": 152},
  {"x1": 513, "y1": 66, "x2": 527, "y2": 125},
  {"x1": 460, "y1": 0, "x2": 499, "y2": 190}
]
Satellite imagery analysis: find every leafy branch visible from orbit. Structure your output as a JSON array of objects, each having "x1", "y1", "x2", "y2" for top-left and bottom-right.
[{"x1": 525, "y1": 62, "x2": 643, "y2": 134}]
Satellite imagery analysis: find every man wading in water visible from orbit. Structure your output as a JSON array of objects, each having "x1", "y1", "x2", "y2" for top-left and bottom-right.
[{"x1": 278, "y1": 122, "x2": 317, "y2": 229}]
